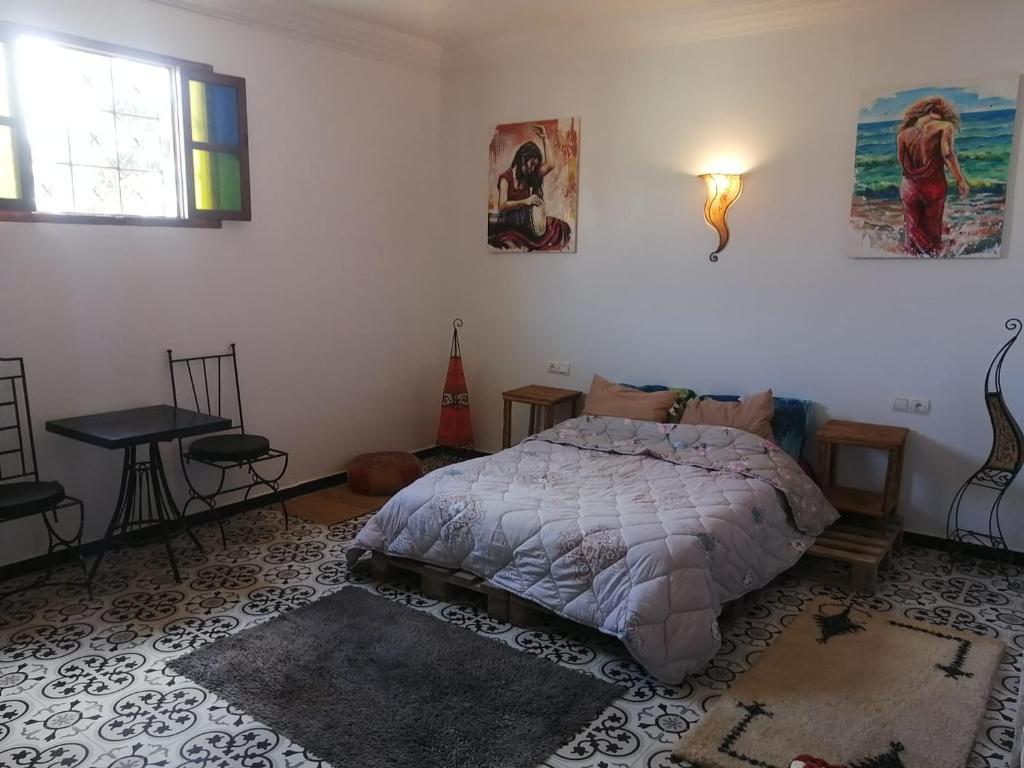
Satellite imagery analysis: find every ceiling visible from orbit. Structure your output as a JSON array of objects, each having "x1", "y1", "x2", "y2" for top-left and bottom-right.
[
  {"x1": 153, "y1": 0, "x2": 911, "y2": 71},
  {"x1": 306, "y1": 0, "x2": 706, "y2": 44}
]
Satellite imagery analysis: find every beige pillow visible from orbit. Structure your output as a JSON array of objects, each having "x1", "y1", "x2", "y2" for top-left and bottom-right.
[
  {"x1": 680, "y1": 389, "x2": 775, "y2": 441},
  {"x1": 583, "y1": 375, "x2": 677, "y2": 423}
]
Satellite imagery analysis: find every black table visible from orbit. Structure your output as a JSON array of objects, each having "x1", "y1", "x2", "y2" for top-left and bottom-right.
[{"x1": 46, "y1": 405, "x2": 231, "y2": 583}]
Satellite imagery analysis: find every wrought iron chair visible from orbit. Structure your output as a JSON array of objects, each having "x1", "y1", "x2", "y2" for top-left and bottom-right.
[
  {"x1": 167, "y1": 344, "x2": 289, "y2": 546},
  {"x1": 946, "y1": 318, "x2": 1024, "y2": 551},
  {"x1": 0, "y1": 356, "x2": 87, "y2": 598}
]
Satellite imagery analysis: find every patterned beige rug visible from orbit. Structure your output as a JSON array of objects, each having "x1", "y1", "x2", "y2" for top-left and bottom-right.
[{"x1": 675, "y1": 600, "x2": 1003, "y2": 768}]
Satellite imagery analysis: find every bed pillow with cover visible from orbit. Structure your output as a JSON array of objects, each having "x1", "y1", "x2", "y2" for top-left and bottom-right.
[
  {"x1": 680, "y1": 389, "x2": 775, "y2": 441},
  {"x1": 704, "y1": 393, "x2": 813, "y2": 460},
  {"x1": 619, "y1": 381, "x2": 812, "y2": 460},
  {"x1": 583, "y1": 375, "x2": 677, "y2": 422},
  {"x1": 620, "y1": 383, "x2": 697, "y2": 421}
]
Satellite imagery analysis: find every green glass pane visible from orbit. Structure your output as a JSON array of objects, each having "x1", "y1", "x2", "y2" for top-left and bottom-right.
[
  {"x1": 193, "y1": 149, "x2": 241, "y2": 212},
  {"x1": 213, "y1": 153, "x2": 242, "y2": 210},
  {"x1": 189, "y1": 80, "x2": 208, "y2": 143},
  {"x1": 0, "y1": 43, "x2": 9, "y2": 117},
  {"x1": 0, "y1": 125, "x2": 20, "y2": 199}
]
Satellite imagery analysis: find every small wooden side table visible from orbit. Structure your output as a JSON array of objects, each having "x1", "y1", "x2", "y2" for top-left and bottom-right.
[
  {"x1": 502, "y1": 385, "x2": 583, "y2": 449},
  {"x1": 816, "y1": 419, "x2": 909, "y2": 521},
  {"x1": 808, "y1": 419, "x2": 909, "y2": 593}
]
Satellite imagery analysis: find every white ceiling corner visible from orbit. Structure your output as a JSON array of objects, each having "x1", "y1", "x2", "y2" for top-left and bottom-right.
[
  {"x1": 440, "y1": 0, "x2": 922, "y2": 71},
  {"x1": 148, "y1": 0, "x2": 443, "y2": 71},
  {"x1": 149, "y1": 0, "x2": 918, "y2": 74}
]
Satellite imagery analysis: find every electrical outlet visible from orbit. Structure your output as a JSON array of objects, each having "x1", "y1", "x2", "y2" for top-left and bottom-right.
[
  {"x1": 546, "y1": 361, "x2": 560, "y2": 375},
  {"x1": 909, "y1": 398, "x2": 931, "y2": 415},
  {"x1": 895, "y1": 396, "x2": 930, "y2": 414},
  {"x1": 546, "y1": 361, "x2": 571, "y2": 376},
  {"x1": 557, "y1": 362, "x2": 571, "y2": 376}
]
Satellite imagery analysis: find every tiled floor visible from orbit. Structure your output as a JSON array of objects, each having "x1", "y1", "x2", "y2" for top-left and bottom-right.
[{"x1": 0, "y1": 508, "x2": 1020, "y2": 768}]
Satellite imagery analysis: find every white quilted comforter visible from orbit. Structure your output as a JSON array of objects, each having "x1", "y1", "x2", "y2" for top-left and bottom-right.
[{"x1": 348, "y1": 416, "x2": 838, "y2": 682}]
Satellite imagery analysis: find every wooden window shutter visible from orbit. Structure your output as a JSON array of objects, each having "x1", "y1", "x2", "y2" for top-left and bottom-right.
[{"x1": 181, "y1": 67, "x2": 250, "y2": 221}]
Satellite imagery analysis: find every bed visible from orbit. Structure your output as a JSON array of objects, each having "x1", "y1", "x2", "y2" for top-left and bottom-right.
[{"x1": 347, "y1": 413, "x2": 838, "y2": 683}]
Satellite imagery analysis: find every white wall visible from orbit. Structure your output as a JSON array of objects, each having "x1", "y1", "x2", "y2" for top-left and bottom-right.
[
  {"x1": 3, "y1": 0, "x2": 1022, "y2": 565},
  {"x1": 0, "y1": 0, "x2": 445, "y2": 566},
  {"x1": 440, "y1": 0, "x2": 1024, "y2": 546}
]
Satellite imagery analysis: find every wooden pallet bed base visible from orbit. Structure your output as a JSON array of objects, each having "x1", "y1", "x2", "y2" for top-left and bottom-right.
[
  {"x1": 371, "y1": 551, "x2": 534, "y2": 623},
  {"x1": 369, "y1": 551, "x2": 758, "y2": 630},
  {"x1": 805, "y1": 519, "x2": 903, "y2": 593}
]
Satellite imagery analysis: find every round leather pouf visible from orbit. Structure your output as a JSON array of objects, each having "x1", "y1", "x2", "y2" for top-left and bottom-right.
[{"x1": 347, "y1": 451, "x2": 424, "y2": 496}]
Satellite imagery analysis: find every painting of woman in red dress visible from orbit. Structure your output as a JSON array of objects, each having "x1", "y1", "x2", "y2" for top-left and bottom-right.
[
  {"x1": 896, "y1": 97, "x2": 970, "y2": 255},
  {"x1": 849, "y1": 78, "x2": 1018, "y2": 259},
  {"x1": 488, "y1": 118, "x2": 578, "y2": 252}
]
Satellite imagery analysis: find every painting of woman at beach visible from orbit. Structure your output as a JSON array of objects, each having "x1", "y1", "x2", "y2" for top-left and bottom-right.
[
  {"x1": 488, "y1": 118, "x2": 579, "y2": 253},
  {"x1": 849, "y1": 78, "x2": 1020, "y2": 258}
]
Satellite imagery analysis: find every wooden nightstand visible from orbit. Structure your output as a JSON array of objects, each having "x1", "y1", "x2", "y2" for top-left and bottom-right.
[
  {"x1": 816, "y1": 420, "x2": 909, "y2": 520},
  {"x1": 502, "y1": 385, "x2": 583, "y2": 449},
  {"x1": 808, "y1": 419, "x2": 909, "y2": 593}
]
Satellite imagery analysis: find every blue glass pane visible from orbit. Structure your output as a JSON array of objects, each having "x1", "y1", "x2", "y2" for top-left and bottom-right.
[{"x1": 207, "y1": 83, "x2": 239, "y2": 145}]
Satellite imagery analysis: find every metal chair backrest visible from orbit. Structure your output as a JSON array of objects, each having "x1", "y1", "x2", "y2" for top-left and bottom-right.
[
  {"x1": 0, "y1": 356, "x2": 41, "y2": 484},
  {"x1": 167, "y1": 344, "x2": 246, "y2": 434}
]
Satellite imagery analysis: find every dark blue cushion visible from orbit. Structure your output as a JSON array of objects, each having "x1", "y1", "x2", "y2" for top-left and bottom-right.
[
  {"x1": 0, "y1": 480, "x2": 66, "y2": 520},
  {"x1": 704, "y1": 395, "x2": 812, "y2": 460},
  {"x1": 189, "y1": 434, "x2": 271, "y2": 462}
]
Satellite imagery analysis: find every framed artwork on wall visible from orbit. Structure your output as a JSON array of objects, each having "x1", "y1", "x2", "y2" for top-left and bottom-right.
[
  {"x1": 849, "y1": 77, "x2": 1020, "y2": 258},
  {"x1": 487, "y1": 117, "x2": 579, "y2": 253}
]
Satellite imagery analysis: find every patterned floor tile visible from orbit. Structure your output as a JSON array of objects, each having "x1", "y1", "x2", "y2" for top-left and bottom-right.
[{"x1": 0, "y1": 510, "x2": 1019, "y2": 768}]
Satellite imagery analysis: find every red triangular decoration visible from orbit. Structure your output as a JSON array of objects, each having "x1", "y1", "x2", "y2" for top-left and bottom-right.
[{"x1": 437, "y1": 319, "x2": 474, "y2": 449}]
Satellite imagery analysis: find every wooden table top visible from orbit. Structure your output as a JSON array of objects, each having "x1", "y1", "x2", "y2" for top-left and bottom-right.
[
  {"x1": 817, "y1": 419, "x2": 909, "y2": 450},
  {"x1": 502, "y1": 385, "x2": 583, "y2": 406}
]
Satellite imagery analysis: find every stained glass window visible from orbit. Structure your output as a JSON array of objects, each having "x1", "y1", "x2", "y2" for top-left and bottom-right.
[
  {"x1": 0, "y1": 26, "x2": 250, "y2": 224},
  {"x1": 0, "y1": 125, "x2": 19, "y2": 200},
  {"x1": 189, "y1": 80, "x2": 208, "y2": 144},
  {"x1": 0, "y1": 43, "x2": 10, "y2": 117},
  {"x1": 189, "y1": 81, "x2": 239, "y2": 146},
  {"x1": 187, "y1": 75, "x2": 246, "y2": 218},
  {"x1": 0, "y1": 42, "x2": 17, "y2": 202},
  {"x1": 193, "y1": 150, "x2": 242, "y2": 211}
]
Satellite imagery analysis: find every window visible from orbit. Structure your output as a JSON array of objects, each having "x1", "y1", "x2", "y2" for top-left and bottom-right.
[{"x1": 0, "y1": 25, "x2": 250, "y2": 225}]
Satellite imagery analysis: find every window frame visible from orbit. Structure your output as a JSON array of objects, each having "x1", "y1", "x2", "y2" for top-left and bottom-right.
[
  {"x1": 0, "y1": 22, "x2": 250, "y2": 228},
  {"x1": 0, "y1": 35, "x2": 35, "y2": 213}
]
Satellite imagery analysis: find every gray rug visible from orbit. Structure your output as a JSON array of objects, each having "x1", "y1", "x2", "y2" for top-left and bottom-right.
[{"x1": 169, "y1": 586, "x2": 622, "y2": 768}]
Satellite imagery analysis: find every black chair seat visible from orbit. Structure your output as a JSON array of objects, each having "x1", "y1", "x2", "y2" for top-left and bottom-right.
[
  {"x1": 0, "y1": 481, "x2": 66, "y2": 519},
  {"x1": 189, "y1": 434, "x2": 271, "y2": 463}
]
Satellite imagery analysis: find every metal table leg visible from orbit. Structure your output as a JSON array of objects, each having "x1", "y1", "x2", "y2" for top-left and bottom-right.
[
  {"x1": 89, "y1": 442, "x2": 201, "y2": 584},
  {"x1": 88, "y1": 446, "x2": 135, "y2": 582},
  {"x1": 150, "y1": 441, "x2": 202, "y2": 550}
]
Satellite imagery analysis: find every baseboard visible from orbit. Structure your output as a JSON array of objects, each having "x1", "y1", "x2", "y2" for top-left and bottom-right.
[
  {"x1": 14, "y1": 447, "x2": 995, "y2": 585},
  {"x1": 0, "y1": 445, "x2": 452, "y2": 584},
  {"x1": 434, "y1": 446, "x2": 490, "y2": 460},
  {"x1": 902, "y1": 531, "x2": 1024, "y2": 565}
]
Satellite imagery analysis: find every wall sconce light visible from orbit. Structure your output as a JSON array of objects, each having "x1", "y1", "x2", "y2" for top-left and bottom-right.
[{"x1": 700, "y1": 173, "x2": 743, "y2": 262}]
